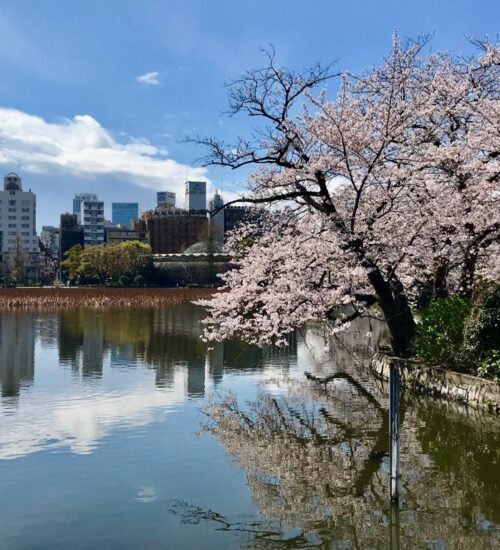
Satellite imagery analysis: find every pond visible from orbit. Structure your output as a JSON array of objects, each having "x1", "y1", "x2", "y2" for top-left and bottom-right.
[{"x1": 0, "y1": 305, "x2": 498, "y2": 549}]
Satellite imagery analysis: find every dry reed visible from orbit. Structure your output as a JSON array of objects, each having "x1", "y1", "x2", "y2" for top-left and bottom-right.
[{"x1": 0, "y1": 287, "x2": 214, "y2": 310}]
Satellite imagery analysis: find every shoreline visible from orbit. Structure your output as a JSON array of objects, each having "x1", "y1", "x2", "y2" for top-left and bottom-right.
[{"x1": 0, "y1": 287, "x2": 215, "y2": 309}]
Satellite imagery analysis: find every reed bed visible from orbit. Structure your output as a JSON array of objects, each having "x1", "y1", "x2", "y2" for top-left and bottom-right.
[{"x1": 0, "y1": 287, "x2": 214, "y2": 310}]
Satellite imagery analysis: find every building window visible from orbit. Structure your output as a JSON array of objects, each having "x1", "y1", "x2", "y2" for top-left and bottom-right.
[{"x1": 9, "y1": 200, "x2": 16, "y2": 205}]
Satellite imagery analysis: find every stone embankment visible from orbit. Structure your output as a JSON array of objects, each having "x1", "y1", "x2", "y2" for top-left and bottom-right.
[{"x1": 371, "y1": 352, "x2": 500, "y2": 413}]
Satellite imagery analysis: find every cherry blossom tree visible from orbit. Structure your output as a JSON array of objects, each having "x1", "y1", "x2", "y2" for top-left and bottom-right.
[{"x1": 195, "y1": 35, "x2": 500, "y2": 357}]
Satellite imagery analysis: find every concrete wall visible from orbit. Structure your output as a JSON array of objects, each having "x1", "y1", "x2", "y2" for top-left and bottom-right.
[{"x1": 371, "y1": 352, "x2": 500, "y2": 413}]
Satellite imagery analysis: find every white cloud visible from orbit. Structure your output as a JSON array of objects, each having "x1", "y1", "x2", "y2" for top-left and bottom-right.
[
  {"x1": 0, "y1": 372, "x2": 189, "y2": 459},
  {"x1": 0, "y1": 108, "x2": 210, "y2": 199},
  {"x1": 136, "y1": 71, "x2": 161, "y2": 85}
]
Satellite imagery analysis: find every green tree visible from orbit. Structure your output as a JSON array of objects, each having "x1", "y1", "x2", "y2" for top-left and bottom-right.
[
  {"x1": 79, "y1": 246, "x2": 107, "y2": 284},
  {"x1": 61, "y1": 242, "x2": 156, "y2": 286},
  {"x1": 119, "y1": 241, "x2": 154, "y2": 285},
  {"x1": 61, "y1": 244, "x2": 83, "y2": 282}
]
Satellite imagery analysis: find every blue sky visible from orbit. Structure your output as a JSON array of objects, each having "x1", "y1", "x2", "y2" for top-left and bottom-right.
[{"x1": 0, "y1": 0, "x2": 498, "y2": 229}]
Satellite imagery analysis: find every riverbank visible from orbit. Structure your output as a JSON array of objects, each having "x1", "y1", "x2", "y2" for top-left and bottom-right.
[{"x1": 0, "y1": 287, "x2": 214, "y2": 309}]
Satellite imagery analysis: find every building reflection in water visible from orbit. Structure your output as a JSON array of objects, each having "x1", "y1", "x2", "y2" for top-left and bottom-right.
[
  {"x1": 0, "y1": 312, "x2": 35, "y2": 400},
  {"x1": 51, "y1": 306, "x2": 295, "y2": 399},
  {"x1": 0, "y1": 306, "x2": 298, "y2": 405}
]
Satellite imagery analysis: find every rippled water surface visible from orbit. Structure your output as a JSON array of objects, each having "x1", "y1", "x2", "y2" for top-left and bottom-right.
[{"x1": 0, "y1": 306, "x2": 498, "y2": 549}]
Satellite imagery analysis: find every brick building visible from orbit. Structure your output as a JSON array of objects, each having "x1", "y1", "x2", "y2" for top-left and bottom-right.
[{"x1": 133, "y1": 208, "x2": 208, "y2": 253}]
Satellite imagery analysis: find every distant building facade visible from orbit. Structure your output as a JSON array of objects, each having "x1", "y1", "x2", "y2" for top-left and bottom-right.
[
  {"x1": 157, "y1": 191, "x2": 176, "y2": 208},
  {"x1": 105, "y1": 227, "x2": 149, "y2": 245},
  {"x1": 81, "y1": 199, "x2": 104, "y2": 246},
  {"x1": 73, "y1": 193, "x2": 97, "y2": 224},
  {"x1": 0, "y1": 173, "x2": 39, "y2": 282},
  {"x1": 111, "y1": 203, "x2": 139, "y2": 228},
  {"x1": 224, "y1": 205, "x2": 261, "y2": 236},
  {"x1": 40, "y1": 226, "x2": 60, "y2": 256},
  {"x1": 185, "y1": 181, "x2": 206, "y2": 211},
  {"x1": 133, "y1": 208, "x2": 208, "y2": 253}
]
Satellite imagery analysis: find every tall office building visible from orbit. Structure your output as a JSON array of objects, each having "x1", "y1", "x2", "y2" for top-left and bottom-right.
[
  {"x1": 81, "y1": 198, "x2": 104, "y2": 246},
  {"x1": 59, "y1": 213, "x2": 84, "y2": 262},
  {"x1": 184, "y1": 181, "x2": 206, "y2": 211},
  {"x1": 208, "y1": 190, "x2": 224, "y2": 241},
  {"x1": 73, "y1": 193, "x2": 97, "y2": 224},
  {"x1": 111, "y1": 203, "x2": 139, "y2": 228},
  {"x1": 0, "y1": 173, "x2": 39, "y2": 281},
  {"x1": 157, "y1": 191, "x2": 176, "y2": 208}
]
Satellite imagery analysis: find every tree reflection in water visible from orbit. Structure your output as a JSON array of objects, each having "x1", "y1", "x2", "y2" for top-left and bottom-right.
[{"x1": 197, "y1": 376, "x2": 500, "y2": 549}]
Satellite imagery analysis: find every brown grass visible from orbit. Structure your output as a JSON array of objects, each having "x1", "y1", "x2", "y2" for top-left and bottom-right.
[{"x1": 0, "y1": 287, "x2": 214, "y2": 310}]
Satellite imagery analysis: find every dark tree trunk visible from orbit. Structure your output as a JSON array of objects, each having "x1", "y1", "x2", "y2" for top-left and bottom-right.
[
  {"x1": 433, "y1": 261, "x2": 449, "y2": 299},
  {"x1": 458, "y1": 249, "x2": 477, "y2": 300},
  {"x1": 367, "y1": 269, "x2": 416, "y2": 358}
]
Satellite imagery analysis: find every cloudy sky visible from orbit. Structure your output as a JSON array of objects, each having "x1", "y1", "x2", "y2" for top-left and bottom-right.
[{"x1": 0, "y1": 0, "x2": 498, "y2": 229}]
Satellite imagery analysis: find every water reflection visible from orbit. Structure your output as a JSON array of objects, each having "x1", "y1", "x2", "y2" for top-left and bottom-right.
[
  {"x1": 0, "y1": 312, "x2": 35, "y2": 399},
  {"x1": 0, "y1": 308, "x2": 498, "y2": 549},
  {"x1": 200, "y1": 322, "x2": 500, "y2": 548},
  {"x1": 0, "y1": 307, "x2": 293, "y2": 460}
]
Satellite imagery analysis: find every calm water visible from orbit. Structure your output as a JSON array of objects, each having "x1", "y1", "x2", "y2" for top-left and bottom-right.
[{"x1": 0, "y1": 306, "x2": 498, "y2": 549}]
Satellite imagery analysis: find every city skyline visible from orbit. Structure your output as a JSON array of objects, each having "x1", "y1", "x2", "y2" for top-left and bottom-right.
[{"x1": 0, "y1": 1, "x2": 497, "y2": 229}]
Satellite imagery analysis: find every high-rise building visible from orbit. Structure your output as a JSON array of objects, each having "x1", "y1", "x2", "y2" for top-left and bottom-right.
[
  {"x1": 59, "y1": 213, "x2": 84, "y2": 262},
  {"x1": 185, "y1": 181, "x2": 206, "y2": 211},
  {"x1": 81, "y1": 199, "x2": 104, "y2": 246},
  {"x1": 0, "y1": 173, "x2": 39, "y2": 281},
  {"x1": 157, "y1": 191, "x2": 176, "y2": 208},
  {"x1": 111, "y1": 203, "x2": 139, "y2": 228},
  {"x1": 73, "y1": 193, "x2": 97, "y2": 224},
  {"x1": 208, "y1": 190, "x2": 224, "y2": 241}
]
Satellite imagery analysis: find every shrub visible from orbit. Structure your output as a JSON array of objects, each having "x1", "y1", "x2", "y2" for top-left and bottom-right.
[
  {"x1": 462, "y1": 284, "x2": 500, "y2": 363},
  {"x1": 478, "y1": 350, "x2": 500, "y2": 384},
  {"x1": 415, "y1": 297, "x2": 471, "y2": 370}
]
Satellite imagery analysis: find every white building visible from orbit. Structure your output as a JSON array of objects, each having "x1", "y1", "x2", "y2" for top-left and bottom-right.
[
  {"x1": 208, "y1": 190, "x2": 224, "y2": 241},
  {"x1": 0, "y1": 173, "x2": 39, "y2": 281},
  {"x1": 81, "y1": 198, "x2": 104, "y2": 246},
  {"x1": 185, "y1": 181, "x2": 206, "y2": 211},
  {"x1": 157, "y1": 191, "x2": 176, "y2": 208},
  {"x1": 73, "y1": 192, "x2": 97, "y2": 224}
]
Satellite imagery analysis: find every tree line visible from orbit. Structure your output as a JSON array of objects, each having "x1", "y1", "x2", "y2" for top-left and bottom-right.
[{"x1": 61, "y1": 241, "x2": 156, "y2": 286}]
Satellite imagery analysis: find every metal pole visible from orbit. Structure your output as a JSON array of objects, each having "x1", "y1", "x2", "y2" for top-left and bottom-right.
[
  {"x1": 389, "y1": 362, "x2": 400, "y2": 502},
  {"x1": 390, "y1": 501, "x2": 400, "y2": 550}
]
